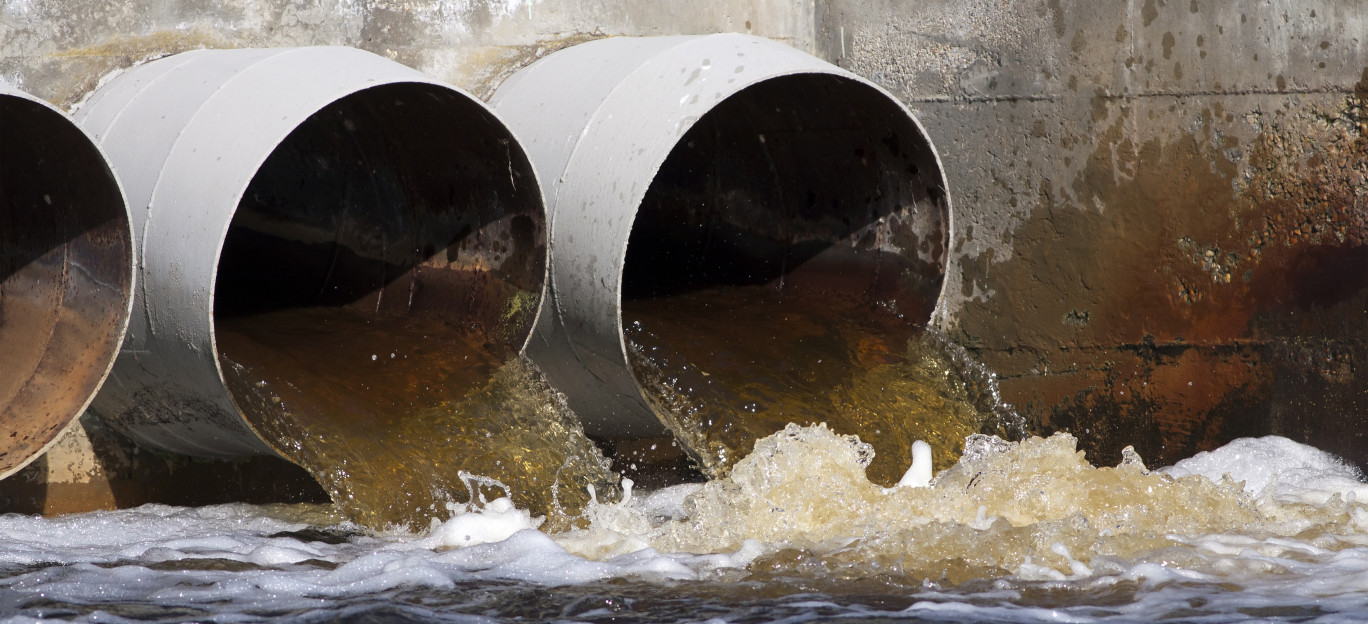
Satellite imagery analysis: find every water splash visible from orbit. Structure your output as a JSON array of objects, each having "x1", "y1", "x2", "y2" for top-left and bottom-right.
[
  {"x1": 4, "y1": 428, "x2": 1368, "y2": 621},
  {"x1": 625, "y1": 283, "x2": 1028, "y2": 484},
  {"x1": 558, "y1": 424, "x2": 1368, "y2": 586}
]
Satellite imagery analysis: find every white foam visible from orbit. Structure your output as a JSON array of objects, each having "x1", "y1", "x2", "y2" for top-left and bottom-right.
[
  {"x1": 895, "y1": 439, "x2": 934, "y2": 488},
  {"x1": 3, "y1": 431, "x2": 1368, "y2": 621},
  {"x1": 413, "y1": 497, "x2": 541, "y2": 550},
  {"x1": 0, "y1": 504, "x2": 329, "y2": 566},
  {"x1": 637, "y1": 483, "x2": 704, "y2": 522},
  {"x1": 1160, "y1": 435, "x2": 1368, "y2": 504}
]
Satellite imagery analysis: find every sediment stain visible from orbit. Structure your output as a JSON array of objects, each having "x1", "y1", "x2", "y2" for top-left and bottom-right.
[{"x1": 955, "y1": 90, "x2": 1367, "y2": 467}]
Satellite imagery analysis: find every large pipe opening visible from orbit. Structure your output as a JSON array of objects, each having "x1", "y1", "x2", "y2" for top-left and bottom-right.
[
  {"x1": 620, "y1": 74, "x2": 957, "y2": 485},
  {"x1": 74, "y1": 47, "x2": 618, "y2": 530},
  {"x1": 208, "y1": 82, "x2": 558, "y2": 527},
  {"x1": 488, "y1": 35, "x2": 981, "y2": 486},
  {"x1": 0, "y1": 89, "x2": 132, "y2": 479},
  {"x1": 213, "y1": 83, "x2": 544, "y2": 403}
]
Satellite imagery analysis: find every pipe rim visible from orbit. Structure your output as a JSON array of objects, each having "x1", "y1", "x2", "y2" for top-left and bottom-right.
[
  {"x1": 0, "y1": 82, "x2": 134, "y2": 479},
  {"x1": 494, "y1": 34, "x2": 951, "y2": 437},
  {"x1": 78, "y1": 47, "x2": 547, "y2": 458}
]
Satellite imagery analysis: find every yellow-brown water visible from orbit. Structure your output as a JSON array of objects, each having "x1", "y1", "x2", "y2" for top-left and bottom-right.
[
  {"x1": 624, "y1": 284, "x2": 1019, "y2": 485},
  {"x1": 215, "y1": 306, "x2": 618, "y2": 531},
  {"x1": 562, "y1": 423, "x2": 1368, "y2": 587},
  {"x1": 8, "y1": 424, "x2": 1368, "y2": 622}
]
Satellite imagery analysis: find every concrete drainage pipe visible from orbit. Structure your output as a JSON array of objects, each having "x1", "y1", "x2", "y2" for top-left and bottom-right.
[
  {"x1": 76, "y1": 47, "x2": 546, "y2": 465},
  {"x1": 0, "y1": 83, "x2": 134, "y2": 480},
  {"x1": 491, "y1": 34, "x2": 953, "y2": 482}
]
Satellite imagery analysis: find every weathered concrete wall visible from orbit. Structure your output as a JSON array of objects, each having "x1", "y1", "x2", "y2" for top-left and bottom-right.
[
  {"x1": 817, "y1": 0, "x2": 1367, "y2": 467},
  {"x1": 0, "y1": 0, "x2": 813, "y2": 109}
]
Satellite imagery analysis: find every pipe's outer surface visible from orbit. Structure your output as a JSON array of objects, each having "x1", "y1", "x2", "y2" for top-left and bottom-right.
[
  {"x1": 0, "y1": 82, "x2": 134, "y2": 479},
  {"x1": 76, "y1": 47, "x2": 544, "y2": 458},
  {"x1": 490, "y1": 34, "x2": 951, "y2": 437}
]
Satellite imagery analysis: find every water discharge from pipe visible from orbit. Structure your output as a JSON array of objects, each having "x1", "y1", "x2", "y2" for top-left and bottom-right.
[
  {"x1": 618, "y1": 78, "x2": 1017, "y2": 481},
  {"x1": 76, "y1": 48, "x2": 617, "y2": 530},
  {"x1": 208, "y1": 85, "x2": 617, "y2": 529},
  {"x1": 491, "y1": 35, "x2": 1027, "y2": 485},
  {"x1": 627, "y1": 308, "x2": 1025, "y2": 484}
]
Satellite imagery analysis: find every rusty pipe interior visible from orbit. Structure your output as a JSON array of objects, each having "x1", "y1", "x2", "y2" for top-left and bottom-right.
[{"x1": 0, "y1": 87, "x2": 132, "y2": 480}]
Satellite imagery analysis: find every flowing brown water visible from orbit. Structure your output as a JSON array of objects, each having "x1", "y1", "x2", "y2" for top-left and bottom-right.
[
  {"x1": 624, "y1": 284, "x2": 1023, "y2": 486},
  {"x1": 216, "y1": 306, "x2": 618, "y2": 532}
]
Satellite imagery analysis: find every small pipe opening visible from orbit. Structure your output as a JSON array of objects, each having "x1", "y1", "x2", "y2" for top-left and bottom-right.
[
  {"x1": 211, "y1": 83, "x2": 547, "y2": 522},
  {"x1": 621, "y1": 74, "x2": 952, "y2": 484},
  {"x1": 0, "y1": 95, "x2": 131, "y2": 477}
]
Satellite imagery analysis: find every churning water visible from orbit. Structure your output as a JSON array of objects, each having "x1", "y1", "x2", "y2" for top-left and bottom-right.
[
  {"x1": 5, "y1": 426, "x2": 1368, "y2": 622},
  {"x1": 625, "y1": 284, "x2": 1000, "y2": 486}
]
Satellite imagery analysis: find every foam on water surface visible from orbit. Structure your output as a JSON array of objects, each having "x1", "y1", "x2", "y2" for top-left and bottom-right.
[
  {"x1": 6, "y1": 428, "x2": 1368, "y2": 622},
  {"x1": 1161, "y1": 435, "x2": 1368, "y2": 504},
  {"x1": 556, "y1": 425, "x2": 1368, "y2": 585}
]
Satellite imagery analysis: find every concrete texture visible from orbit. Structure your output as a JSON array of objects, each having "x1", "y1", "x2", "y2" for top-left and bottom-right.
[
  {"x1": 1, "y1": 0, "x2": 1364, "y2": 511},
  {"x1": 0, "y1": 0, "x2": 812, "y2": 109},
  {"x1": 818, "y1": 0, "x2": 1367, "y2": 467}
]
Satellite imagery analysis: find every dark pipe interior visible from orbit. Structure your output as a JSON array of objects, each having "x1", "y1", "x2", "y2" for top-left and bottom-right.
[
  {"x1": 216, "y1": 83, "x2": 543, "y2": 329},
  {"x1": 0, "y1": 95, "x2": 131, "y2": 476},
  {"x1": 623, "y1": 74, "x2": 946, "y2": 314},
  {"x1": 619, "y1": 74, "x2": 953, "y2": 484},
  {"x1": 213, "y1": 82, "x2": 545, "y2": 442}
]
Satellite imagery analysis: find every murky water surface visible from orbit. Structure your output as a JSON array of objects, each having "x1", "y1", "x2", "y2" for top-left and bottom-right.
[{"x1": 5, "y1": 428, "x2": 1368, "y2": 622}]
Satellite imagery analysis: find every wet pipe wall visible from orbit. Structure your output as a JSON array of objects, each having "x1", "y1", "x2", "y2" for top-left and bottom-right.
[{"x1": 1, "y1": 0, "x2": 1366, "y2": 517}]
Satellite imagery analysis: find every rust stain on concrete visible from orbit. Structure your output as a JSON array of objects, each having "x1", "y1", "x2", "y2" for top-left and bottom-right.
[{"x1": 958, "y1": 90, "x2": 1367, "y2": 467}]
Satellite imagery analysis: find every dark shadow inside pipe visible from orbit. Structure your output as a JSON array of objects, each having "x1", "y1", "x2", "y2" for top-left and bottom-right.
[
  {"x1": 0, "y1": 96, "x2": 131, "y2": 477},
  {"x1": 620, "y1": 74, "x2": 952, "y2": 484},
  {"x1": 212, "y1": 83, "x2": 546, "y2": 476},
  {"x1": 216, "y1": 84, "x2": 543, "y2": 327},
  {"x1": 623, "y1": 74, "x2": 946, "y2": 313}
]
